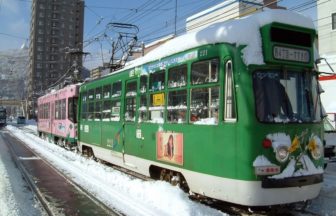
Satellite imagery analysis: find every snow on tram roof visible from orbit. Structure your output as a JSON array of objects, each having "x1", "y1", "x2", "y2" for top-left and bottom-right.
[{"x1": 125, "y1": 9, "x2": 315, "y2": 69}]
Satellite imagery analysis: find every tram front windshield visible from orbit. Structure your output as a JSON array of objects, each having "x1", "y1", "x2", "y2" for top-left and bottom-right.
[
  {"x1": 253, "y1": 70, "x2": 322, "y2": 123},
  {"x1": 0, "y1": 111, "x2": 5, "y2": 118}
]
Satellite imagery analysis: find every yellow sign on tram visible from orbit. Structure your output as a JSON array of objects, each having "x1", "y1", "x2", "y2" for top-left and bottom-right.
[{"x1": 153, "y1": 93, "x2": 165, "y2": 106}]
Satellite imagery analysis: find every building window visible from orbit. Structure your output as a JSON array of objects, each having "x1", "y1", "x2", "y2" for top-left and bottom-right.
[{"x1": 332, "y1": 13, "x2": 336, "y2": 30}]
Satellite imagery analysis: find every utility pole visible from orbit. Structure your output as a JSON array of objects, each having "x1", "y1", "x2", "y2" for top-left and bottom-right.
[
  {"x1": 65, "y1": 48, "x2": 89, "y2": 83},
  {"x1": 174, "y1": 0, "x2": 177, "y2": 36}
]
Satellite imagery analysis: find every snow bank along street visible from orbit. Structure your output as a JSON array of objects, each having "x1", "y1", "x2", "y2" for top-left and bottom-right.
[{"x1": 6, "y1": 124, "x2": 225, "y2": 216}]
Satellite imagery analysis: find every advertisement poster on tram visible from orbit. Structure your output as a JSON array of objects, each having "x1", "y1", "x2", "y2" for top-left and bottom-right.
[{"x1": 156, "y1": 132, "x2": 183, "y2": 165}]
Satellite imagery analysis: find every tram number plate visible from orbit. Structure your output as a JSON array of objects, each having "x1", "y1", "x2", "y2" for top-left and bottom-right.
[{"x1": 273, "y1": 46, "x2": 309, "y2": 63}]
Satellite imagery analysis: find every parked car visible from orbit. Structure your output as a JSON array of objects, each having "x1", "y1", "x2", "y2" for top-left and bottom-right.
[
  {"x1": 17, "y1": 116, "x2": 26, "y2": 124},
  {"x1": 324, "y1": 118, "x2": 336, "y2": 167}
]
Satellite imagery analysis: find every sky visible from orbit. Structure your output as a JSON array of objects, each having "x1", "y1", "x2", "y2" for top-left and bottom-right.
[{"x1": 0, "y1": 0, "x2": 318, "y2": 69}]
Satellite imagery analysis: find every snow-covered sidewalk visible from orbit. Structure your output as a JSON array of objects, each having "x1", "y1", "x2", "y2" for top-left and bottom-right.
[{"x1": 6, "y1": 125, "x2": 225, "y2": 216}]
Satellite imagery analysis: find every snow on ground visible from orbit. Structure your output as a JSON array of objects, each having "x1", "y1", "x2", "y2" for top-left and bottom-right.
[
  {"x1": 6, "y1": 124, "x2": 225, "y2": 216},
  {"x1": 0, "y1": 131, "x2": 45, "y2": 216}
]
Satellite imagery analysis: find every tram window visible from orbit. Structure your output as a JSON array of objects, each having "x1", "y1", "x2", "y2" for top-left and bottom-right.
[
  {"x1": 140, "y1": 75, "x2": 147, "y2": 93},
  {"x1": 149, "y1": 70, "x2": 165, "y2": 91},
  {"x1": 45, "y1": 104, "x2": 47, "y2": 119},
  {"x1": 41, "y1": 104, "x2": 44, "y2": 119},
  {"x1": 224, "y1": 61, "x2": 236, "y2": 121},
  {"x1": 55, "y1": 100, "x2": 59, "y2": 119},
  {"x1": 81, "y1": 100, "x2": 87, "y2": 120},
  {"x1": 112, "y1": 81, "x2": 122, "y2": 97},
  {"x1": 88, "y1": 102, "x2": 94, "y2": 120},
  {"x1": 168, "y1": 65, "x2": 187, "y2": 88},
  {"x1": 111, "y1": 100, "x2": 121, "y2": 121},
  {"x1": 102, "y1": 100, "x2": 111, "y2": 121},
  {"x1": 190, "y1": 87, "x2": 219, "y2": 124},
  {"x1": 68, "y1": 97, "x2": 77, "y2": 123},
  {"x1": 149, "y1": 93, "x2": 165, "y2": 123},
  {"x1": 167, "y1": 90, "x2": 187, "y2": 123},
  {"x1": 191, "y1": 59, "x2": 219, "y2": 85},
  {"x1": 81, "y1": 92, "x2": 87, "y2": 120},
  {"x1": 88, "y1": 89, "x2": 94, "y2": 100},
  {"x1": 61, "y1": 99, "x2": 66, "y2": 119},
  {"x1": 47, "y1": 103, "x2": 50, "y2": 119},
  {"x1": 126, "y1": 81, "x2": 137, "y2": 97},
  {"x1": 95, "y1": 101, "x2": 102, "y2": 120},
  {"x1": 139, "y1": 95, "x2": 147, "y2": 122},
  {"x1": 103, "y1": 85, "x2": 111, "y2": 99},
  {"x1": 95, "y1": 87, "x2": 102, "y2": 100},
  {"x1": 125, "y1": 97, "x2": 136, "y2": 122},
  {"x1": 82, "y1": 92, "x2": 87, "y2": 102}
]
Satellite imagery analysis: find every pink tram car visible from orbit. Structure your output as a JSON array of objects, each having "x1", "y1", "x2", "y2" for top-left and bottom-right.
[{"x1": 37, "y1": 84, "x2": 80, "y2": 147}]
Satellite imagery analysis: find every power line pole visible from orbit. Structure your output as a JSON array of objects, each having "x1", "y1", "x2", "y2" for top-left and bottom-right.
[{"x1": 174, "y1": 0, "x2": 177, "y2": 36}]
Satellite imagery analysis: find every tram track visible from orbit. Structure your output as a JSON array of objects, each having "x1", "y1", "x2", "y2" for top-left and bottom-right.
[
  {"x1": 2, "y1": 128, "x2": 121, "y2": 216},
  {"x1": 1, "y1": 130, "x2": 52, "y2": 216}
]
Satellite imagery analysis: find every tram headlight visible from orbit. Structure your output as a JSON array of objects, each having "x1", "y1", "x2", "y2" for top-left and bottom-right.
[
  {"x1": 275, "y1": 146, "x2": 289, "y2": 163},
  {"x1": 308, "y1": 135, "x2": 323, "y2": 160},
  {"x1": 311, "y1": 145, "x2": 322, "y2": 160}
]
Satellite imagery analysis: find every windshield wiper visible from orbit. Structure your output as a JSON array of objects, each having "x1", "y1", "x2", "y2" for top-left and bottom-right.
[{"x1": 305, "y1": 88, "x2": 313, "y2": 119}]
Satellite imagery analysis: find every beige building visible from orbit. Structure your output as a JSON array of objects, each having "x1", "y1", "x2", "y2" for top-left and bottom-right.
[
  {"x1": 186, "y1": 0, "x2": 285, "y2": 33},
  {"x1": 317, "y1": 0, "x2": 336, "y2": 72},
  {"x1": 27, "y1": 0, "x2": 84, "y2": 117},
  {"x1": 317, "y1": 1, "x2": 336, "y2": 121}
]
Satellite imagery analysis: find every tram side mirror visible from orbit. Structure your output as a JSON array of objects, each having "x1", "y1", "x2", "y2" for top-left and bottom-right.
[{"x1": 315, "y1": 57, "x2": 335, "y2": 73}]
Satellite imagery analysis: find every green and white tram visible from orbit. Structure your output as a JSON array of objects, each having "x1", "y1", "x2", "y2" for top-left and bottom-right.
[{"x1": 78, "y1": 10, "x2": 324, "y2": 206}]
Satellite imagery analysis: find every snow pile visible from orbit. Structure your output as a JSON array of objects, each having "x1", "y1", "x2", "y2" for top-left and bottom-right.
[
  {"x1": 270, "y1": 155, "x2": 323, "y2": 179},
  {"x1": 193, "y1": 118, "x2": 217, "y2": 125},
  {"x1": 125, "y1": 9, "x2": 314, "y2": 70},
  {"x1": 6, "y1": 125, "x2": 225, "y2": 216}
]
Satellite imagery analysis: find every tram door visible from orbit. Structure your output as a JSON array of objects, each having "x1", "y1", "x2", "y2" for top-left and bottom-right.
[
  {"x1": 93, "y1": 87, "x2": 102, "y2": 146},
  {"x1": 51, "y1": 102, "x2": 54, "y2": 134},
  {"x1": 123, "y1": 79, "x2": 138, "y2": 162}
]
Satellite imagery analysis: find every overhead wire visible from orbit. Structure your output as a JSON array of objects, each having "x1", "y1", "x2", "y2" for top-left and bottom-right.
[
  {"x1": 138, "y1": 0, "x2": 223, "y2": 41},
  {"x1": 139, "y1": 0, "x2": 266, "y2": 43},
  {"x1": 139, "y1": 0, "x2": 329, "y2": 44},
  {"x1": 83, "y1": 0, "x2": 331, "y2": 69}
]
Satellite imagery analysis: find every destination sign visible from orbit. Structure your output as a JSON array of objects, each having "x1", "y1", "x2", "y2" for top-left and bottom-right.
[{"x1": 273, "y1": 46, "x2": 310, "y2": 63}]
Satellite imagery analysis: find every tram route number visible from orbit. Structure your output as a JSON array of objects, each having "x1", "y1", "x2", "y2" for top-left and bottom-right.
[{"x1": 273, "y1": 46, "x2": 309, "y2": 63}]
